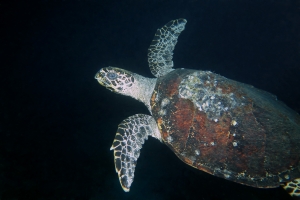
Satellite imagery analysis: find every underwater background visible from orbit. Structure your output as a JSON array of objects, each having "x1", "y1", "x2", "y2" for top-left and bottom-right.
[{"x1": 1, "y1": 0, "x2": 300, "y2": 199}]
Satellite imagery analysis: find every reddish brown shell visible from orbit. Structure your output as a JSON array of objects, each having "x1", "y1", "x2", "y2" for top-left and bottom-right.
[{"x1": 150, "y1": 69, "x2": 300, "y2": 188}]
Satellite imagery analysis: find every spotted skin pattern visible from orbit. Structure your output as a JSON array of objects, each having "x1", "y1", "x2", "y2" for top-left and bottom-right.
[
  {"x1": 282, "y1": 178, "x2": 300, "y2": 199},
  {"x1": 95, "y1": 67, "x2": 134, "y2": 93},
  {"x1": 148, "y1": 18, "x2": 187, "y2": 77},
  {"x1": 110, "y1": 114, "x2": 161, "y2": 192}
]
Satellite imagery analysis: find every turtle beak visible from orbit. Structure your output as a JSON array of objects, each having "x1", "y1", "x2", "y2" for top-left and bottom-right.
[
  {"x1": 94, "y1": 70, "x2": 102, "y2": 80},
  {"x1": 95, "y1": 69, "x2": 116, "y2": 92},
  {"x1": 95, "y1": 68, "x2": 106, "y2": 82},
  {"x1": 95, "y1": 69, "x2": 106, "y2": 86}
]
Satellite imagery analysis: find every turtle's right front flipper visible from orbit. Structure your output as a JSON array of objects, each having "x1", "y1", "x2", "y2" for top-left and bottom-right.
[{"x1": 110, "y1": 114, "x2": 161, "y2": 192}]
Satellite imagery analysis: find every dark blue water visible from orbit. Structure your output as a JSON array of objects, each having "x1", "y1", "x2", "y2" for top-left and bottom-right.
[{"x1": 1, "y1": 0, "x2": 299, "y2": 199}]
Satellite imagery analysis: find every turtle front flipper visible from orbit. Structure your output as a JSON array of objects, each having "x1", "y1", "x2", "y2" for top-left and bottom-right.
[
  {"x1": 282, "y1": 178, "x2": 300, "y2": 199},
  {"x1": 110, "y1": 114, "x2": 161, "y2": 192},
  {"x1": 148, "y1": 18, "x2": 187, "y2": 77}
]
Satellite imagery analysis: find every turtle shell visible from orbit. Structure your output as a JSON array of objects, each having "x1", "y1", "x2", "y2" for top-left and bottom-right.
[{"x1": 150, "y1": 68, "x2": 300, "y2": 188}]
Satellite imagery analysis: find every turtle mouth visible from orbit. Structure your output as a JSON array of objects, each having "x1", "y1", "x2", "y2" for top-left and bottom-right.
[
  {"x1": 94, "y1": 70, "x2": 103, "y2": 80},
  {"x1": 95, "y1": 76, "x2": 109, "y2": 87},
  {"x1": 95, "y1": 72, "x2": 108, "y2": 85}
]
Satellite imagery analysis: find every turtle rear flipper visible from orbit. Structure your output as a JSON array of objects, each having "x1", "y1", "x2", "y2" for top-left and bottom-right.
[
  {"x1": 110, "y1": 114, "x2": 161, "y2": 191},
  {"x1": 282, "y1": 178, "x2": 300, "y2": 199}
]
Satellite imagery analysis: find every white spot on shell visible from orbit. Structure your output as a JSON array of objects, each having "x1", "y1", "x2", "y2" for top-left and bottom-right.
[
  {"x1": 210, "y1": 141, "x2": 215, "y2": 146},
  {"x1": 205, "y1": 101, "x2": 209, "y2": 107},
  {"x1": 190, "y1": 156, "x2": 196, "y2": 162},
  {"x1": 155, "y1": 92, "x2": 159, "y2": 102},
  {"x1": 232, "y1": 141, "x2": 238, "y2": 147},
  {"x1": 198, "y1": 105, "x2": 202, "y2": 111},
  {"x1": 231, "y1": 120, "x2": 238, "y2": 126},
  {"x1": 158, "y1": 109, "x2": 166, "y2": 116},
  {"x1": 214, "y1": 119, "x2": 218, "y2": 122},
  {"x1": 224, "y1": 174, "x2": 230, "y2": 178},
  {"x1": 284, "y1": 174, "x2": 290, "y2": 179},
  {"x1": 167, "y1": 136, "x2": 173, "y2": 143},
  {"x1": 195, "y1": 149, "x2": 200, "y2": 155},
  {"x1": 161, "y1": 98, "x2": 170, "y2": 108}
]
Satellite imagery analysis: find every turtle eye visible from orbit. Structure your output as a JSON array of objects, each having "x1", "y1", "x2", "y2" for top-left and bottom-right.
[{"x1": 107, "y1": 72, "x2": 118, "y2": 80}]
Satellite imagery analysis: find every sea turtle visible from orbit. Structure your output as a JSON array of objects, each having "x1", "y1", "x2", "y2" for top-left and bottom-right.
[{"x1": 95, "y1": 19, "x2": 300, "y2": 198}]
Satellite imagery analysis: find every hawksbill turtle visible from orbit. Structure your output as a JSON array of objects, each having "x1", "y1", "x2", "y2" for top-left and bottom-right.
[{"x1": 95, "y1": 19, "x2": 300, "y2": 198}]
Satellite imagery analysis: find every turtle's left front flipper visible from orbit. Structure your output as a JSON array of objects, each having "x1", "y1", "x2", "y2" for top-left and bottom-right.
[
  {"x1": 282, "y1": 178, "x2": 300, "y2": 199},
  {"x1": 110, "y1": 114, "x2": 161, "y2": 192},
  {"x1": 148, "y1": 18, "x2": 187, "y2": 77}
]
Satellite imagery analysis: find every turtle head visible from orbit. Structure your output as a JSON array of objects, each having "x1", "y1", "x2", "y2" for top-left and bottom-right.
[
  {"x1": 95, "y1": 67, "x2": 135, "y2": 95},
  {"x1": 95, "y1": 66, "x2": 157, "y2": 112}
]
